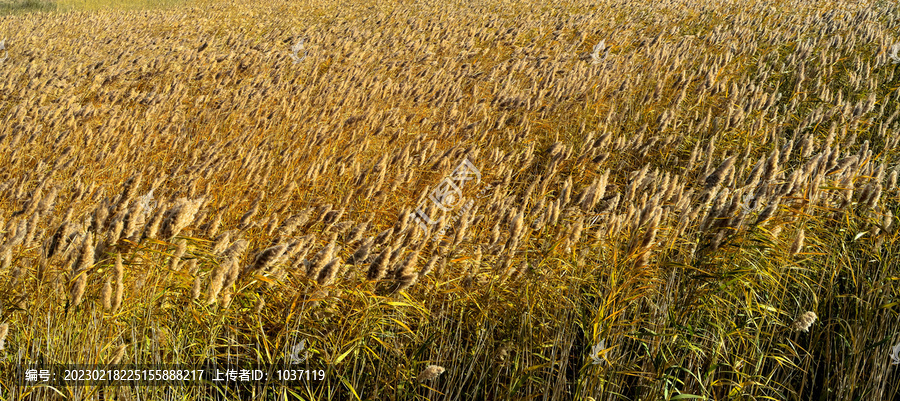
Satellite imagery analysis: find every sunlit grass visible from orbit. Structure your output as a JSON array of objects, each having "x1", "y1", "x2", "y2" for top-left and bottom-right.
[{"x1": 1, "y1": 0, "x2": 900, "y2": 399}]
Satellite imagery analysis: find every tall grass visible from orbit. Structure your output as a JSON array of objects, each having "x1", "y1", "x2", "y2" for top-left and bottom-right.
[{"x1": 1, "y1": 0, "x2": 900, "y2": 399}]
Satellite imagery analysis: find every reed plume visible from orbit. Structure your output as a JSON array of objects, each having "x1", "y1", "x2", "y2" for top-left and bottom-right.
[
  {"x1": 246, "y1": 244, "x2": 288, "y2": 277},
  {"x1": 317, "y1": 258, "x2": 341, "y2": 286},
  {"x1": 101, "y1": 277, "x2": 112, "y2": 312},
  {"x1": 789, "y1": 228, "x2": 805, "y2": 257},
  {"x1": 367, "y1": 247, "x2": 392, "y2": 281},
  {"x1": 418, "y1": 365, "x2": 446, "y2": 381},
  {"x1": 791, "y1": 311, "x2": 817, "y2": 332},
  {"x1": 110, "y1": 344, "x2": 126, "y2": 365},
  {"x1": 307, "y1": 234, "x2": 338, "y2": 280}
]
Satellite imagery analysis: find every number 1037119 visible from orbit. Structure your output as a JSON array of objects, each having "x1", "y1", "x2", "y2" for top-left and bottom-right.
[{"x1": 276, "y1": 369, "x2": 325, "y2": 381}]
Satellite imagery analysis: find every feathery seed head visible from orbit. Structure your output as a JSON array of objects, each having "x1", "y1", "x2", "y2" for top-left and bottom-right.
[
  {"x1": 791, "y1": 311, "x2": 817, "y2": 332},
  {"x1": 418, "y1": 365, "x2": 446, "y2": 381}
]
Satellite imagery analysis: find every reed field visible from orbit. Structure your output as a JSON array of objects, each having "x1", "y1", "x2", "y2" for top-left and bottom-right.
[{"x1": 2, "y1": 0, "x2": 900, "y2": 399}]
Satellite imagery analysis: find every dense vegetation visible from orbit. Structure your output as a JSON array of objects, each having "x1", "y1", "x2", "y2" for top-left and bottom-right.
[{"x1": 1, "y1": 0, "x2": 900, "y2": 399}]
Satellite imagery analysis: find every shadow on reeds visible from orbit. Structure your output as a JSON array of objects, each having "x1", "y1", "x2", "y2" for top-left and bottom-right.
[{"x1": 0, "y1": 0, "x2": 57, "y2": 14}]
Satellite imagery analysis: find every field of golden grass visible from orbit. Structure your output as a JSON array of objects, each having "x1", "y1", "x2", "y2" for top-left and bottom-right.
[{"x1": 1, "y1": 0, "x2": 900, "y2": 399}]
